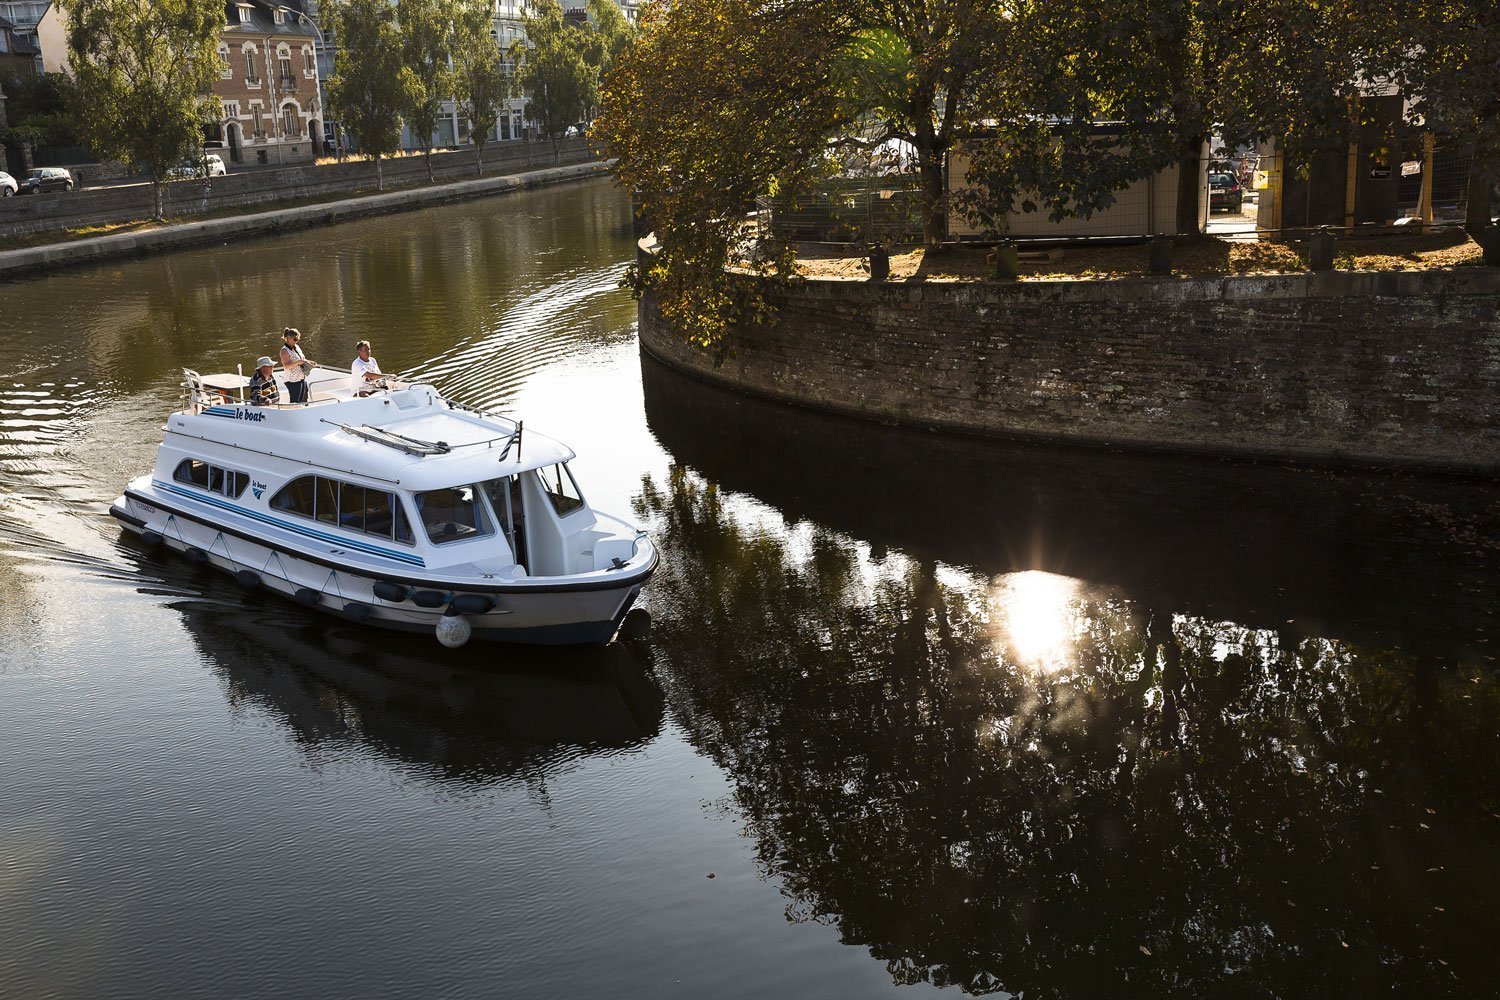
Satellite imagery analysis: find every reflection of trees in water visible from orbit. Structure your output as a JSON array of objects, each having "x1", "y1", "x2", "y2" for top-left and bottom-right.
[{"x1": 639, "y1": 467, "x2": 1500, "y2": 997}]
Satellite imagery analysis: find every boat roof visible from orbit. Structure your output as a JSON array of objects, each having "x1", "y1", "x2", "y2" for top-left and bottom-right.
[{"x1": 174, "y1": 370, "x2": 574, "y2": 491}]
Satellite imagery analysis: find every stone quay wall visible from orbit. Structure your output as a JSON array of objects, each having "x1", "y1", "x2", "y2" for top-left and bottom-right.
[
  {"x1": 0, "y1": 138, "x2": 591, "y2": 243},
  {"x1": 638, "y1": 260, "x2": 1500, "y2": 474}
]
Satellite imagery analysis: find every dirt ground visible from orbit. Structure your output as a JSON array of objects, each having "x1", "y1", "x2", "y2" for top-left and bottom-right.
[{"x1": 793, "y1": 228, "x2": 1487, "y2": 282}]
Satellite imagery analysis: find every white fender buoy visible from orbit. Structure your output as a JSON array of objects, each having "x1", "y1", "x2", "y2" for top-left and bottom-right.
[{"x1": 436, "y1": 606, "x2": 472, "y2": 648}]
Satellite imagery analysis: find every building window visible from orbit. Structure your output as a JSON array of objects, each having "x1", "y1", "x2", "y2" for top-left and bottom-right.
[
  {"x1": 251, "y1": 105, "x2": 264, "y2": 138},
  {"x1": 303, "y1": 46, "x2": 315, "y2": 75},
  {"x1": 245, "y1": 48, "x2": 260, "y2": 84},
  {"x1": 237, "y1": 3, "x2": 251, "y2": 23},
  {"x1": 278, "y1": 49, "x2": 292, "y2": 81},
  {"x1": 217, "y1": 45, "x2": 231, "y2": 78},
  {"x1": 281, "y1": 105, "x2": 299, "y2": 138},
  {"x1": 273, "y1": 6, "x2": 286, "y2": 24}
]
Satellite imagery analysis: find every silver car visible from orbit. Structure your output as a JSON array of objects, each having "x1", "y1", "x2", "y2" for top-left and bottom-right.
[{"x1": 0, "y1": 171, "x2": 18, "y2": 197}]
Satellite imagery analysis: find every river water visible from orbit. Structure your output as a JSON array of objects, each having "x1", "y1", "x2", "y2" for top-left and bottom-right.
[{"x1": 2, "y1": 178, "x2": 1498, "y2": 999}]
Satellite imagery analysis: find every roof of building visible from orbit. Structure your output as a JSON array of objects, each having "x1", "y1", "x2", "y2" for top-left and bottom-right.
[
  {"x1": 0, "y1": 14, "x2": 41, "y2": 55},
  {"x1": 221, "y1": 0, "x2": 317, "y2": 40}
]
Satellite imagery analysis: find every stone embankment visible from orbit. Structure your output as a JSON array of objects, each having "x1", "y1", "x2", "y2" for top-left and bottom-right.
[
  {"x1": 0, "y1": 160, "x2": 610, "y2": 281},
  {"x1": 638, "y1": 247, "x2": 1500, "y2": 474},
  {"x1": 0, "y1": 137, "x2": 591, "y2": 242}
]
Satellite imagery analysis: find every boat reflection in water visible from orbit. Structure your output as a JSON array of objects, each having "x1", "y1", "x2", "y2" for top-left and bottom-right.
[
  {"x1": 639, "y1": 352, "x2": 1500, "y2": 997},
  {"x1": 170, "y1": 582, "x2": 663, "y2": 783}
]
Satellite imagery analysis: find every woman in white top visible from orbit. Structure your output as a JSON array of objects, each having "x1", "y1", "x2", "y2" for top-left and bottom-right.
[
  {"x1": 278, "y1": 328, "x2": 316, "y2": 404},
  {"x1": 351, "y1": 340, "x2": 384, "y2": 395}
]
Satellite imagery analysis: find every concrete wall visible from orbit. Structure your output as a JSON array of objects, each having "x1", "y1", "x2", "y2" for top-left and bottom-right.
[
  {"x1": 639, "y1": 262, "x2": 1500, "y2": 474},
  {"x1": 0, "y1": 137, "x2": 590, "y2": 242},
  {"x1": 0, "y1": 160, "x2": 611, "y2": 280}
]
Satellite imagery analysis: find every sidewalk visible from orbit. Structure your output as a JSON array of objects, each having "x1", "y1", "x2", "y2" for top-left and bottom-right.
[{"x1": 0, "y1": 160, "x2": 612, "y2": 281}]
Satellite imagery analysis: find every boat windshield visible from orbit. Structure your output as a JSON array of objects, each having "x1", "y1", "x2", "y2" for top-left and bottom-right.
[{"x1": 414, "y1": 485, "x2": 493, "y2": 545}]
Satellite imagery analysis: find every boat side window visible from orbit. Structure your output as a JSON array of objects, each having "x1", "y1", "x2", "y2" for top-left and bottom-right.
[
  {"x1": 271, "y1": 475, "x2": 318, "y2": 517},
  {"x1": 173, "y1": 458, "x2": 249, "y2": 498},
  {"x1": 415, "y1": 485, "x2": 493, "y2": 544},
  {"x1": 535, "y1": 463, "x2": 584, "y2": 516},
  {"x1": 314, "y1": 477, "x2": 339, "y2": 525},
  {"x1": 272, "y1": 474, "x2": 414, "y2": 545}
]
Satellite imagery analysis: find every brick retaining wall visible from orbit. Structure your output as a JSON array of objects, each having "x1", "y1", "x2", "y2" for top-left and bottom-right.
[
  {"x1": 638, "y1": 260, "x2": 1500, "y2": 474},
  {"x1": 0, "y1": 138, "x2": 589, "y2": 242}
]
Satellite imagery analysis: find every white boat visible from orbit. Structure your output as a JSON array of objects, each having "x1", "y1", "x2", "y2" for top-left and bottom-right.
[{"x1": 110, "y1": 366, "x2": 657, "y2": 646}]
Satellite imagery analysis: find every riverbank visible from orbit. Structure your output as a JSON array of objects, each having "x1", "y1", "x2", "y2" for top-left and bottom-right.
[
  {"x1": 640, "y1": 242, "x2": 1500, "y2": 475},
  {"x1": 0, "y1": 160, "x2": 612, "y2": 281}
]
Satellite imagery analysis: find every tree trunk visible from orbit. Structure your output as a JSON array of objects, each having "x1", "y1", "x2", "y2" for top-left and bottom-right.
[
  {"x1": 552, "y1": 136, "x2": 559, "y2": 164},
  {"x1": 425, "y1": 146, "x2": 434, "y2": 184},
  {"x1": 1465, "y1": 159, "x2": 1492, "y2": 238},
  {"x1": 918, "y1": 150, "x2": 945, "y2": 247},
  {"x1": 1176, "y1": 134, "x2": 1205, "y2": 239},
  {"x1": 152, "y1": 178, "x2": 164, "y2": 222},
  {"x1": 474, "y1": 139, "x2": 484, "y2": 177},
  {"x1": 375, "y1": 153, "x2": 383, "y2": 192}
]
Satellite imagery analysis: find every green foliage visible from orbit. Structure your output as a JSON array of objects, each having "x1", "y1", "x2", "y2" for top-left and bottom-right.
[
  {"x1": 0, "y1": 70, "x2": 78, "y2": 147},
  {"x1": 450, "y1": 0, "x2": 510, "y2": 174},
  {"x1": 578, "y1": 0, "x2": 636, "y2": 123},
  {"x1": 328, "y1": 0, "x2": 421, "y2": 189},
  {"x1": 595, "y1": 0, "x2": 847, "y2": 359},
  {"x1": 396, "y1": 0, "x2": 455, "y2": 179},
  {"x1": 59, "y1": 0, "x2": 222, "y2": 220},
  {"x1": 514, "y1": 0, "x2": 588, "y2": 155}
]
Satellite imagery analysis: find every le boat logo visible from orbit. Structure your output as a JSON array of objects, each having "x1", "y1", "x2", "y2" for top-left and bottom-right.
[
  {"x1": 236, "y1": 409, "x2": 267, "y2": 423},
  {"x1": 251, "y1": 480, "x2": 267, "y2": 500}
]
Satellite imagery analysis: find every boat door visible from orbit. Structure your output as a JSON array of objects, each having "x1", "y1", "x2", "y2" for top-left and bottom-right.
[{"x1": 484, "y1": 476, "x2": 528, "y2": 571}]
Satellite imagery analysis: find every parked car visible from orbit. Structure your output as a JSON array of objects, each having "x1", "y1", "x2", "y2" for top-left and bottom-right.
[
  {"x1": 0, "y1": 171, "x2": 16, "y2": 197},
  {"x1": 1209, "y1": 171, "x2": 1243, "y2": 213},
  {"x1": 18, "y1": 167, "x2": 74, "y2": 194},
  {"x1": 166, "y1": 154, "x2": 228, "y2": 180}
]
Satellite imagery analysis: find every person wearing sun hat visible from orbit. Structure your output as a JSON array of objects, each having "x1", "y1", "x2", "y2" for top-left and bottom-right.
[{"x1": 248, "y1": 356, "x2": 279, "y2": 406}]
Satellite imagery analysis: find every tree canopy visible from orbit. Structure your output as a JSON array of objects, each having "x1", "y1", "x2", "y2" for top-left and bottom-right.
[
  {"x1": 327, "y1": 0, "x2": 422, "y2": 190},
  {"x1": 514, "y1": 0, "x2": 589, "y2": 159},
  {"x1": 599, "y1": 0, "x2": 1499, "y2": 353},
  {"x1": 451, "y1": 0, "x2": 510, "y2": 176},
  {"x1": 59, "y1": 0, "x2": 223, "y2": 220},
  {"x1": 397, "y1": 0, "x2": 456, "y2": 181}
]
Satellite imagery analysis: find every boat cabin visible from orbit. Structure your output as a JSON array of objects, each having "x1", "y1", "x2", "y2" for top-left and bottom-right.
[{"x1": 167, "y1": 368, "x2": 638, "y2": 578}]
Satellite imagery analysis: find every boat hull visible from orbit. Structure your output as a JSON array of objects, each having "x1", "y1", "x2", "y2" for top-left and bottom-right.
[{"x1": 111, "y1": 493, "x2": 652, "y2": 646}]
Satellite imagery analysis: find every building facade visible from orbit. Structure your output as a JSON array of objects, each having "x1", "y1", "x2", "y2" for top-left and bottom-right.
[
  {"x1": 0, "y1": 13, "x2": 40, "y2": 77},
  {"x1": 0, "y1": 1, "x2": 47, "y2": 73},
  {"x1": 213, "y1": 1, "x2": 324, "y2": 165}
]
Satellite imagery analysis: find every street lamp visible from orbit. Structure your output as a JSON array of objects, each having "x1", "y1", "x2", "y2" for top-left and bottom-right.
[{"x1": 279, "y1": 4, "x2": 340, "y2": 160}]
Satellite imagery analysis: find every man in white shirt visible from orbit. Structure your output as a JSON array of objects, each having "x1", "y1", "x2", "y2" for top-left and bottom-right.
[{"x1": 351, "y1": 340, "x2": 385, "y2": 395}]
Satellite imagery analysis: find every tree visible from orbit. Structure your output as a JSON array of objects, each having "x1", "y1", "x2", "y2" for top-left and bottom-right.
[
  {"x1": 595, "y1": 0, "x2": 846, "y2": 358},
  {"x1": 577, "y1": 0, "x2": 635, "y2": 125},
  {"x1": 451, "y1": 0, "x2": 510, "y2": 177},
  {"x1": 1383, "y1": 0, "x2": 1500, "y2": 236},
  {"x1": 59, "y1": 0, "x2": 222, "y2": 221},
  {"x1": 515, "y1": 0, "x2": 588, "y2": 163},
  {"x1": 397, "y1": 0, "x2": 455, "y2": 183},
  {"x1": 327, "y1": 0, "x2": 420, "y2": 192}
]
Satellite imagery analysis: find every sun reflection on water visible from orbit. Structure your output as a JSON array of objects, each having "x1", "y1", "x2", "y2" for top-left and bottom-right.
[{"x1": 991, "y1": 570, "x2": 1083, "y2": 672}]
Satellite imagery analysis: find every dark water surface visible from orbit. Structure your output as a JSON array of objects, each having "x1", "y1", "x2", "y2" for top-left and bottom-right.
[{"x1": 2, "y1": 178, "x2": 1499, "y2": 999}]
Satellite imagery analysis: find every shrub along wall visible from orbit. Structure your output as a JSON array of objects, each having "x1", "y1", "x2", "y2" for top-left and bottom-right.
[
  {"x1": 0, "y1": 138, "x2": 591, "y2": 242},
  {"x1": 638, "y1": 261, "x2": 1500, "y2": 474}
]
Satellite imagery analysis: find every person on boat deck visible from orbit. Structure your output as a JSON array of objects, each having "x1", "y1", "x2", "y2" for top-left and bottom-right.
[
  {"x1": 247, "y1": 357, "x2": 279, "y2": 406},
  {"x1": 351, "y1": 340, "x2": 385, "y2": 395},
  {"x1": 279, "y1": 328, "x2": 316, "y2": 405}
]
